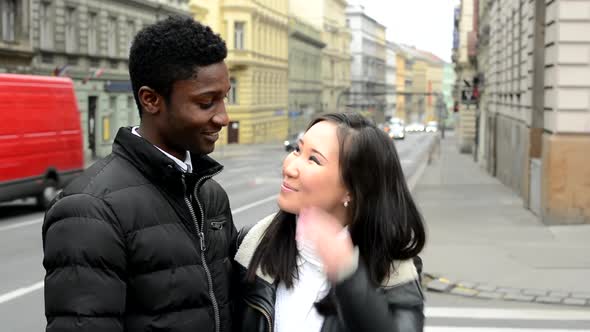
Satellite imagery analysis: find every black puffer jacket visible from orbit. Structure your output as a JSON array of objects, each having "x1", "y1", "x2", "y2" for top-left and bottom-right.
[
  {"x1": 42, "y1": 127, "x2": 237, "y2": 332},
  {"x1": 232, "y1": 215, "x2": 424, "y2": 332}
]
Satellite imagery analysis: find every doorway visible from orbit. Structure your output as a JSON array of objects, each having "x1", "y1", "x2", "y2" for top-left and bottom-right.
[{"x1": 88, "y1": 96, "x2": 97, "y2": 159}]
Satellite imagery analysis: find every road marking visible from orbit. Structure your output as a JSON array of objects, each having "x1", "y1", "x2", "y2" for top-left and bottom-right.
[
  {"x1": 426, "y1": 307, "x2": 590, "y2": 321},
  {"x1": 0, "y1": 281, "x2": 44, "y2": 304},
  {"x1": 231, "y1": 195, "x2": 278, "y2": 215},
  {"x1": 426, "y1": 328, "x2": 578, "y2": 332},
  {"x1": 0, "y1": 195, "x2": 279, "y2": 304},
  {"x1": 0, "y1": 218, "x2": 43, "y2": 232}
]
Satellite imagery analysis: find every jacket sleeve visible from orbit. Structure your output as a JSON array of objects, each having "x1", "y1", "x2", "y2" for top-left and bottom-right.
[
  {"x1": 331, "y1": 260, "x2": 425, "y2": 332},
  {"x1": 42, "y1": 193, "x2": 127, "y2": 332}
]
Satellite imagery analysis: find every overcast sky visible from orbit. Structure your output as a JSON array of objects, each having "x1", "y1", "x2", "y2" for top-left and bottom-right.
[{"x1": 358, "y1": 0, "x2": 461, "y2": 62}]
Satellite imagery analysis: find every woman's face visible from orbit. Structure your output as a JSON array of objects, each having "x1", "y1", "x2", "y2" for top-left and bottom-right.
[{"x1": 278, "y1": 121, "x2": 349, "y2": 218}]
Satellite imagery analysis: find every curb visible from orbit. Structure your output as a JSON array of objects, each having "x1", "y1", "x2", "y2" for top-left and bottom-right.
[
  {"x1": 404, "y1": 137, "x2": 590, "y2": 308},
  {"x1": 421, "y1": 273, "x2": 590, "y2": 307}
]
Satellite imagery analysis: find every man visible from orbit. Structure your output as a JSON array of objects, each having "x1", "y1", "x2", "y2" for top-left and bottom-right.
[{"x1": 42, "y1": 16, "x2": 236, "y2": 332}]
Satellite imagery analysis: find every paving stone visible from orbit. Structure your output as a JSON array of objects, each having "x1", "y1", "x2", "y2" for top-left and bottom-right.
[
  {"x1": 571, "y1": 292, "x2": 590, "y2": 300},
  {"x1": 450, "y1": 287, "x2": 478, "y2": 297},
  {"x1": 535, "y1": 296, "x2": 563, "y2": 304},
  {"x1": 427, "y1": 279, "x2": 453, "y2": 292},
  {"x1": 549, "y1": 291, "x2": 570, "y2": 298},
  {"x1": 456, "y1": 281, "x2": 477, "y2": 289},
  {"x1": 476, "y1": 284, "x2": 497, "y2": 292},
  {"x1": 497, "y1": 287, "x2": 522, "y2": 294},
  {"x1": 523, "y1": 289, "x2": 548, "y2": 297},
  {"x1": 476, "y1": 291, "x2": 504, "y2": 300},
  {"x1": 563, "y1": 298, "x2": 587, "y2": 306},
  {"x1": 504, "y1": 293, "x2": 535, "y2": 302}
]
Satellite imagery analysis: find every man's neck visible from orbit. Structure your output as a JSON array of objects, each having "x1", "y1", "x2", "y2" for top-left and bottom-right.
[{"x1": 137, "y1": 125, "x2": 185, "y2": 161}]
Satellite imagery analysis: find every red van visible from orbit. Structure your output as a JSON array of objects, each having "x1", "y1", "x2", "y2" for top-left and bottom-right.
[{"x1": 0, "y1": 74, "x2": 84, "y2": 209}]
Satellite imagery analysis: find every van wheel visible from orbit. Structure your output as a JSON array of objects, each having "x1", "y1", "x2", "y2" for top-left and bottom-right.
[{"x1": 37, "y1": 179, "x2": 58, "y2": 210}]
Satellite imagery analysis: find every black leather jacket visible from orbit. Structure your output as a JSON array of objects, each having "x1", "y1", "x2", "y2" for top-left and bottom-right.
[{"x1": 232, "y1": 216, "x2": 425, "y2": 332}]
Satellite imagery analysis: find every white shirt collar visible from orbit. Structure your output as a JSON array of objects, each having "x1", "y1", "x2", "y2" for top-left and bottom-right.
[{"x1": 132, "y1": 126, "x2": 193, "y2": 173}]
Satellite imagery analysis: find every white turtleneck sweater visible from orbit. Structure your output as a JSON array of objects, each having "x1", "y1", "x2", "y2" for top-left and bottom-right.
[{"x1": 274, "y1": 234, "x2": 330, "y2": 332}]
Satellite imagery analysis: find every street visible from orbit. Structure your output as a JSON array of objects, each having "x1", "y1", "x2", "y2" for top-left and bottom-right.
[{"x1": 0, "y1": 133, "x2": 588, "y2": 331}]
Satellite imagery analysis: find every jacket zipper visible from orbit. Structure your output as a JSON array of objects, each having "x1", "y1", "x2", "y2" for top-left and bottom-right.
[
  {"x1": 244, "y1": 298, "x2": 273, "y2": 332},
  {"x1": 182, "y1": 171, "x2": 222, "y2": 332}
]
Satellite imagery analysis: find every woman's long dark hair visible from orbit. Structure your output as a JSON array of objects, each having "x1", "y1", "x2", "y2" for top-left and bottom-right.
[{"x1": 246, "y1": 112, "x2": 426, "y2": 289}]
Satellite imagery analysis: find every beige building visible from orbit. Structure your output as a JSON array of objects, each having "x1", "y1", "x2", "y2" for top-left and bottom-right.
[
  {"x1": 422, "y1": 52, "x2": 444, "y2": 123},
  {"x1": 291, "y1": 0, "x2": 351, "y2": 113},
  {"x1": 288, "y1": 16, "x2": 325, "y2": 135},
  {"x1": 191, "y1": 0, "x2": 290, "y2": 144},
  {"x1": 452, "y1": 0, "x2": 477, "y2": 153},
  {"x1": 476, "y1": 0, "x2": 590, "y2": 224}
]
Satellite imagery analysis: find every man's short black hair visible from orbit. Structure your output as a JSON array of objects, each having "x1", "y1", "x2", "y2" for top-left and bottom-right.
[{"x1": 129, "y1": 15, "x2": 227, "y2": 117}]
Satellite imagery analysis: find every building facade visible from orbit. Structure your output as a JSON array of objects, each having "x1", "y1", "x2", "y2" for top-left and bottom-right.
[
  {"x1": 0, "y1": 0, "x2": 34, "y2": 73},
  {"x1": 385, "y1": 41, "x2": 397, "y2": 120},
  {"x1": 2, "y1": 0, "x2": 190, "y2": 160},
  {"x1": 442, "y1": 63, "x2": 456, "y2": 126},
  {"x1": 473, "y1": 0, "x2": 590, "y2": 224},
  {"x1": 290, "y1": 0, "x2": 351, "y2": 114},
  {"x1": 392, "y1": 43, "x2": 409, "y2": 122},
  {"x1": 346, "y1": 4, "x2": 387, "y2": 123},
  {"x1": 452, "y1": 0, "x2": 477, "y2": 153},
  {"x1": 191, "y1": 0, "x2": 290, "y2": 144},
  {"x1": 287, "y1": 16, "x2": 325, "y2": 135},
  {"x1": 421, "y1": 51, "x2": 444, "y2": 123}
]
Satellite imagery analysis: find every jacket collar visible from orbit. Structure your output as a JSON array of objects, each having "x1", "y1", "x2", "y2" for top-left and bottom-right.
[
  {"x1": 234, "y1": 213, "x2": 419, "y2": 288},
  {"x1": 112, "y1": 127, "x2": 223, "y2": 184}
]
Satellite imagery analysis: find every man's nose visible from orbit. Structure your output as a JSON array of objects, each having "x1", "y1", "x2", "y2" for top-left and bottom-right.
[{"x1": 213, "y1": 104, "x2": 230, "y2": 127}]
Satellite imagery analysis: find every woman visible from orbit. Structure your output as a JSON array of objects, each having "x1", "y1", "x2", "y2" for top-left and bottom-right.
[{"x1": 233, "y1": 113, "x2": 426, "y2": 332}]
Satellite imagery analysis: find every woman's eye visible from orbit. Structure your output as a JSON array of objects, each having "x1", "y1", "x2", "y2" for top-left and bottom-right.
[
  {"x1": 309, "y1": 156, "x2": 321, "y2": 165},
  {"x1": 293, "y1": 146, "x2": 301, "y2": 154}
]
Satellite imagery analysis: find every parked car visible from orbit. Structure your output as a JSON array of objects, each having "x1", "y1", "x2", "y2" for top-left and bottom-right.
[
  {"x1": 406, "y1": 122, "x2": 425, "y2": 133},
  {"x1": 388, "y1": 123, "x2": 405, "y2": 140},
  {"x1": 284, "y1": 131, "x2": 304, "y2": 152},
  {"x1": 0, "y1": 74, "x2": 84, "y2": 208},
  {"x1": 425, "y1": 121, "x2": 439, "y2": 133}
]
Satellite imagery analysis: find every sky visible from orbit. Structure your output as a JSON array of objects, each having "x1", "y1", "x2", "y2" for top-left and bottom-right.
[{"x1": 358, "y1": 0, "x2": 461, "y2": 62}]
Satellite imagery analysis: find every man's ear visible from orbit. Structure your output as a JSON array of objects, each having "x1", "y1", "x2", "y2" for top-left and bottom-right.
[{"x1": 138, "y1": 86, "x2": 163, "y2": 115}]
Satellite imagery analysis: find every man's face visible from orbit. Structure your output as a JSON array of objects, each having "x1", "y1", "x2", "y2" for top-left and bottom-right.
[{"x1": 159, "y1": 61, "x2": 230, "y2": 156}]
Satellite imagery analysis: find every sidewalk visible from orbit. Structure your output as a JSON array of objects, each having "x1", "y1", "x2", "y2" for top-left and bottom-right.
[{"x1": 414, "y1": 133, "x2": 590, "y2": 306}]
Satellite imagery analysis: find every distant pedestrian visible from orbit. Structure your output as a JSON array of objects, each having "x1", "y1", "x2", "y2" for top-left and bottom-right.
[
  {"x1": 42, "y1": 16, "x2": 237, "y2": 332},
  {"x1": 232, "y1": 112, "x2": 426, "y2": 332}
]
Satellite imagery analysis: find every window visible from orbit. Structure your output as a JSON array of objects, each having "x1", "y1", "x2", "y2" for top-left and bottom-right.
[
  {"x1": 228, "y1": 78, "x2": 237, "y2": 104},
  {"x1": 1, "y1": 0, "x2": 16, "y2": 42},
  {"x1": 126, "y1": 20, "x2": 135, "y2": 54},
  {"x1": 88, "y1": 12, "x2": 98, "y2": 54},
  {"x1": 40, "y1": 2, "x2": 53, "y2": 49},
  {"x1": 107, "y1": 16, "x2": 118, "y2": 57},
  {"x1": 65, "y1": 7, "x2": 77, "y2": 53},
  {"x1": 110, "y1": 95, "x2": 117, "y2": 109},
  {"x1": 234, "y1": 22, "x2": 244, "y2": 50}
]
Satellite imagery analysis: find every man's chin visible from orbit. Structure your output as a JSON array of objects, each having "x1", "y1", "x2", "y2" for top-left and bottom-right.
[{"x1": 190, "y1": 143, "x2": 216, "y2": 156}]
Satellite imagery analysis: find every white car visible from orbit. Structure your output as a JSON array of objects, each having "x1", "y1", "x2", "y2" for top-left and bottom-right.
[
  {"x1": 425, "y1": 121, "x2": 438, "y2": 133},
  {"x1": 389, "y1": 124, "x2": 405, "y2": 140},
  {"x1": 406, "y1": 123, "x2": 425, "y2": 133}
]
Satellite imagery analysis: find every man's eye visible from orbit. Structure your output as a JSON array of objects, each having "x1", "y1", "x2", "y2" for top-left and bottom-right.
[
  {"x1": 293, "y1": 146, "x2": 300, "y2": 153},
  {"x1": 199, "y1": 101, "x2": 214, "y2": 109}
]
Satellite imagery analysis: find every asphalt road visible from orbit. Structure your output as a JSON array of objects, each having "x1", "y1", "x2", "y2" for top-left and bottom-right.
[{"x1": 1, "y1": 133, "x2": 588, "y2": 331}]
